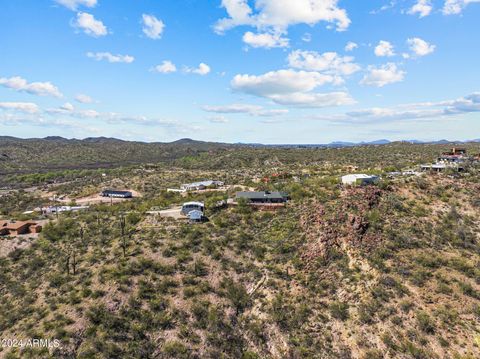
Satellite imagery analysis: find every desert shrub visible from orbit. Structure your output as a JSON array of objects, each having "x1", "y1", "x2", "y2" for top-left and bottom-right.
[
  {"x1": 220, "y1": 278, "x2": 250, "y2": 315},
  {"x1": 162, "y1": 341, "x2": 190, "y2": 358},
  {"x1": 416, "y1": 311, "x2": 435, "y2": 334},
  {"x1": 329, "y1": 301, "x2": 349, "y2": 321}
]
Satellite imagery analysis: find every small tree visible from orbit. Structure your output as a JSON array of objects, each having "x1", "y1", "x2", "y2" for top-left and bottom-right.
[{"x1": 221, "y1": 278, "x2": 250, "y2": 315}]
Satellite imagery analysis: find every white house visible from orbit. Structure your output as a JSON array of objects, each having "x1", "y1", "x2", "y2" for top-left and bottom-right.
[
  {"x1": 341, "y1": 174, "x2": 379, "y2": 186},
  {"x1": 42, "y1": 205, "x2": 89, "y2": 214},
  {"x1": 180, "y1": 180, "x2": 224, "y2": 191}
]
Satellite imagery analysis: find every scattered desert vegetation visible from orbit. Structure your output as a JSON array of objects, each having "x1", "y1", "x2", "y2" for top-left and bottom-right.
[{"x1": 1, "y1": 138, "x2": 479, "y2": 358}]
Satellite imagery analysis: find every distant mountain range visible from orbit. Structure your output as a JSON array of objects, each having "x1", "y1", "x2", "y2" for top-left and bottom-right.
[
  {"x1": 2, "y1": 136, "x2": 479, "y2": 149},
  {"x1": 239, "y1": 138, "x2": 480, "y2": 148}
]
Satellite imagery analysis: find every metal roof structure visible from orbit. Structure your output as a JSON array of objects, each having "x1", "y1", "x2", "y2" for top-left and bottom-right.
[
  {"x1": 182, "y1": 201, "x2": 205, "y2": 207},
  {"x1": 235, "y1": 191, "x2": 289, "y2": 201}
]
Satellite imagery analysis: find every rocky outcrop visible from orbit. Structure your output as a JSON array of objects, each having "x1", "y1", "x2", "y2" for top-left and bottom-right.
[{"x1": 300, "y1": 186, "x2": 383, "y2": 267}]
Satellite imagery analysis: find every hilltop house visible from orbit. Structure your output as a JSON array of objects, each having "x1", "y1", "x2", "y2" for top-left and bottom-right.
[
  {"x1": 341, "y1": 174, "x2": 379, "y2": 186},
  {"x1": 236, "y1": 191, "x2": 289, "y2": 204},
  {"x1": 180, "y1": 180, "x2": 224, "y2": 191},
  {"x1": 229, "y1": 191, "x2": 289, "y2": 210},
  {"x1": 421, "y1": 147, "x2": 470, "y2": 172},
  {"x1": 101, "y1": 190, "x2": 133, "y2": 198},
  {"x1": 438, "y1": 147, "x2": 468, "y2": 163},
  {"x1": 42, "y1": 205, "x2": 89, "y2": 215},
  {"x1": 0, "y1": 220, "x2": 42, "y2": 236}
]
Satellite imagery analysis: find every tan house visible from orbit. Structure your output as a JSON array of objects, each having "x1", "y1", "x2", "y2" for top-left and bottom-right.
[{"x1": 0, "y1": 220, "x2": 42, "y2": 236}]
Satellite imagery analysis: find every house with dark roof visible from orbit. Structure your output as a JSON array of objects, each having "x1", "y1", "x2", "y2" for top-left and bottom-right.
[
  {"x1": 229, "y1": 191, "x2": 289, "y2": 210},
  {"x1": 235, "y1": 191, "x2": 289, "y2": 203},
  {"x1": 101, "y1": 190, "x2": 133, "y2": 198}
]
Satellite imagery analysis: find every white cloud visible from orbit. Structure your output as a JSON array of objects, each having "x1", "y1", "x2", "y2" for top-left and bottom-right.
[
  {"x1": 231, "y1": 69, "x2": 354, "y2": 107},
  {"x1": 203, "y1": 103, "x2": 289, "y2": 117},
  {"x1": 360, "y1": 63, "x2": 405, "y2": 87},
  {"x1": 61, "y1": 102, "x2": 75, "y2": 111},
  {"x1": 214, "y1": 0, "x2": 351, "y2": 40},
  {"x1": 0, "y1": 76, "x2": 62, "y2": 97},
  {"x1": 141, "y1": 14, "x2": 165, "y2": 39},
  {"x1": 73, "y1": 12, "x2": 108, "y2": 37},
  {"x1": 287, "y1": 50, "x2": 361, "y2": 78},
  {"x1": 407, "y1": 37, "x2": 436, "y2": 56},
  {"x1": 443, "y1": 0, "x2": 480, "y2": 14},
  {"x1": 55, "y1": 0, "x2": 96, "y2": 10},
  {"x1": 374, "y1": 40, "x2": 395, "y2": 57},
  {"x1": 87, "y1": 52, "x2": 135, "y2": 63},
  {"x1": 345, "y1": 41, "x2": 358, "y2": 52},
  {"x1": 0, "y1": 102, "x2": 39, "y2": 114},
  {"x1": 185, "y1": 63, "x2": 211, "y2": 75},
  {"x1": 75, "y1": 94, "x2": 94, "y2": 103},
  {"x1": 232, "y1": 69, "x2": 334, "y2": 96},
  {"x1": 268, "y1": 91, "x2": 355, "y2": 107},
  {"x1": 104, "y1": 113, "x2": 178, "y2": 127},
  {"x1": 312, "y1": 92, "x2": 480, "y2": 123},
  {"x1": 76, "y1": 109, "x2": 100, "y2": 118},
  {"x1": 242, "y1": 31, "x2": 289, "y2": 48},
  {"x1": 370, "y1": 1, "x2": 397, "y2": 15},
  {"x1": 408, "y1": 0, "x2": 433, "y2": 17},
  {"x1": 208, "y1": 115, "x2": 229, "y2": 123},
  {"x1": 302, "y1": 33, "x2": 312, "y2": 42},
  {"x1": 151, "y1": 60, "x2": 177, "y2": 73},
  {"x1": 441, "y1": 92, "x2": 480, "y2": 113}
]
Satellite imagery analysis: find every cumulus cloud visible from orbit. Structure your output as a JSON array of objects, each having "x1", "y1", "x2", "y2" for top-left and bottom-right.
[
  {"x1": 0, "y1": 102, "x2": 40, "y2": 114},
  {"x1": 184, "y1": 63, "x2": 211, "y2": 75},
  {"x1": 441, "y1": 92, "x2": 480, "y2": 113},
  {"x1": 0, "y1": 100, "x2": 194, "y2": 134},
  {"x1": 242, "y1": 31, "x2": 289, "y2": 48},
  {"x1": 151, "y1": 60, "x2": 177, "y2": 73},
  {"x1": 0, "y1": 76, "x2": 62, "y2": 97},
  {"x1": 55, "y1": 0, "x2": 96, "y2": 10},
  {"x1": 443, "y1": 0, "x2": 480, "y2": 14},
  {"x1": 360, "y1": 63, "x2": 405, "y2": 87},
  {"x1": 0, "y1": 113, "x2": 83, "y2": 128},
  {"x1": 73, "y1": 12, "x2": 108, "y2": 37},
  {"x1": 287, "y1": 50, "x2": 361, "y2": 79},
  {"x1": 203, "y1": 103, "x2": 289, "y2": 117},
  {"x1": 271, "y1": 92, "x2": 355, "y2": 107},
  {"x1": 87, "y1": 52, "x2": 135, "y2": 63},
  {"x1": 61, "y1": 102, "x2": 75, "y2": 111},
  {"x1": 75, "y1": 94, "x2": 94, "y2": 103},
  {"x1": 345, "y1": 41, "x2": 358, "y2": 52},
  {"x1": 374, "y1": 40, "x2": 395, "y2": 57},
  {"x1": 214, "y1": 0, "x2": 351, "y2": 48},
  {"x1": 231, "y1": 69, "x2": 355, "y2": 107},
  {"x1": 142, "y1": 14, "x2": 165, "y2": 39},
  {"x1": 232, "y1": 70, "x2": 333, "y2": 96},
  {"x1": 312, "y1": 92, "x2": 480, "y2": 123},
  {"x1": 407, "y1": 37, "x2": 436, "y2": 56},
  {"x1": 408, "y1": 0, "x2": 433, "y2": 17},
  {"x1": 46, "y1": 103, "x2": 99, "y2": 118}
]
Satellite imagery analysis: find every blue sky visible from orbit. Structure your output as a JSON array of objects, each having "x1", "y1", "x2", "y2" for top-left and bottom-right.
[{"x1": 0, "y1": 0, "x2": 479, "y2": 143}]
